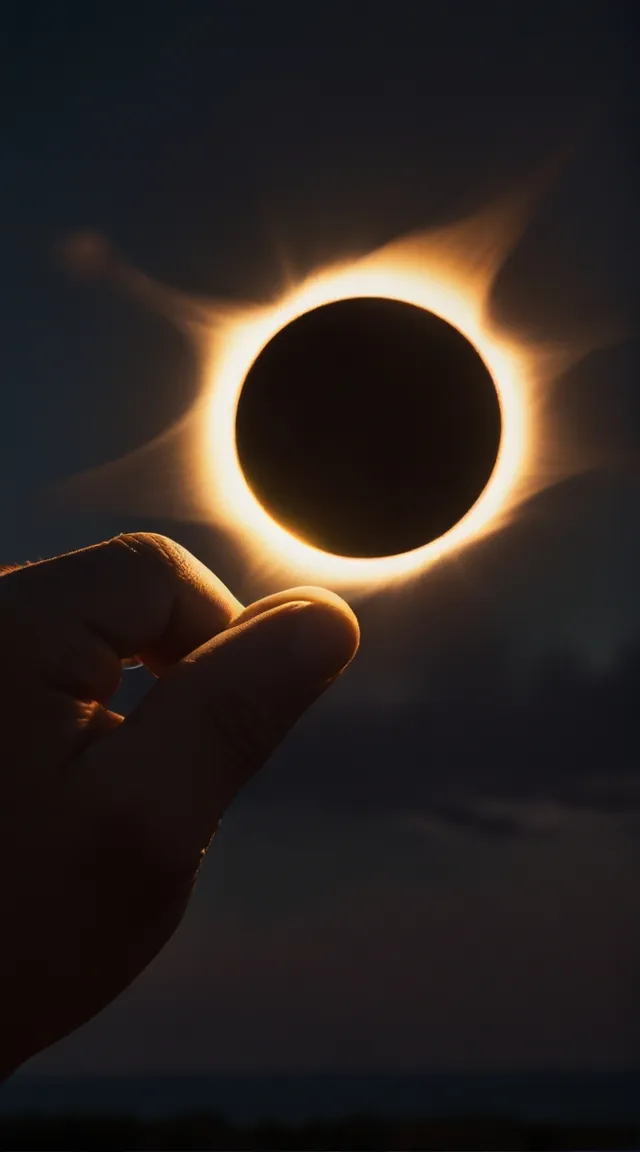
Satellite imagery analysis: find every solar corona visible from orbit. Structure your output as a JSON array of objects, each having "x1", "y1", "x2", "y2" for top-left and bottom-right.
[
  {"x1": 201, "y1": 242, "x2": 533, "y2": 589},
  {"x1": 63, "y1": 188, "x2": 583, "y2": 595}
]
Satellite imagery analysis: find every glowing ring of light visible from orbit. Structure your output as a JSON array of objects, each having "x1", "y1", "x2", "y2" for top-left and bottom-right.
[{"x1": 202, "y1": 261, "x2": 529, "y2": 589}]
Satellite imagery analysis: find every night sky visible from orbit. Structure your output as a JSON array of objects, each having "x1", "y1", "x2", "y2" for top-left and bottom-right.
[{"x1": 2, "y1": 0, "x2": 640, "y2": 1075}]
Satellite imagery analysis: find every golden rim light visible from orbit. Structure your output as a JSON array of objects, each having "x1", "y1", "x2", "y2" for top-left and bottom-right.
[{"x1": 200, "y1": 255, "x2": 532, "y2": 590}]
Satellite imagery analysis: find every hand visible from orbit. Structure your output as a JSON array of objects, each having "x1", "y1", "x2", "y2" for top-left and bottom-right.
[{"x1": 0, "y1": 533, "x2": 359, "y2": 1078}]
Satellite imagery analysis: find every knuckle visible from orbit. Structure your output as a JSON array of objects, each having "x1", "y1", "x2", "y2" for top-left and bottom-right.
[
  {"x1": 113, "y1": 532, "x2": 192, "y2": 589},
  {"x1": 115, "y1": 532, "x2": 183, "y2": 569}
]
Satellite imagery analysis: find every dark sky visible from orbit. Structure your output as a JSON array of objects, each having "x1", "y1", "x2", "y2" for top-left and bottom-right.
[{"x1": 2, "y1": 0, "x2": 640, "y2": 1074}]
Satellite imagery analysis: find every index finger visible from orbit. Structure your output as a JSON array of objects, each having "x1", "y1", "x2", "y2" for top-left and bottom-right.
[{"x1": 0, "y1": 533, "x2": 243, "y2": 677}]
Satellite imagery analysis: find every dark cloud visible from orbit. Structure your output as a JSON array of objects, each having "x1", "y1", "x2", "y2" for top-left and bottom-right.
[{"x1": 236, "y1": 575, "x2": 640, "y2": 835}]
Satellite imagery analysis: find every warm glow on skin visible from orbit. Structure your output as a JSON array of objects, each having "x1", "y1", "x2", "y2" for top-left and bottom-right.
[{"x1": 201, "y1": 257, "x2": 532, "y2": 591}]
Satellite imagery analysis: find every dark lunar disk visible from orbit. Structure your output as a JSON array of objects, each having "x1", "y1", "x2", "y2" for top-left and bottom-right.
[{"x1": 235, "y1": 297, "x2": 502, "y2": 558}]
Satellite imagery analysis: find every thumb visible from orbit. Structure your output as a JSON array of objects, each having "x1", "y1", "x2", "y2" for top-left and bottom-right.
[{"x1": 82, "y1": 595, "x2": 359, "y2": 873}]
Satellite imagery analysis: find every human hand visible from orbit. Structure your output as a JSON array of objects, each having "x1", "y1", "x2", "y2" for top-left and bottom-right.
[{"x1": 0, "y1": 533, "x2": 359, "y2": 1078}]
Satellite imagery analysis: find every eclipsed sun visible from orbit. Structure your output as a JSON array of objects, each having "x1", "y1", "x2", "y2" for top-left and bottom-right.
[{"x1": 60, "y1": 182, "x2": 585, "y2": 596}]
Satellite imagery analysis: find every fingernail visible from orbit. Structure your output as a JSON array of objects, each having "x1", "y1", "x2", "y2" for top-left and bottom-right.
[{"x1": 287, "y1": 600, "x2": 360, "y2": 681}]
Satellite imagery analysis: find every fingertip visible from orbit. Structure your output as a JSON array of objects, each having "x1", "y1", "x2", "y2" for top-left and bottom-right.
[
  {"x1": 231, "y1": 584, "x2": 359, "y2": 638},
  {"x1": 295, "y1": 596, "x2": 360, "y2": 675},
  {"x1": 229, "y1": 586, "x2": 360, "y2": 682}
]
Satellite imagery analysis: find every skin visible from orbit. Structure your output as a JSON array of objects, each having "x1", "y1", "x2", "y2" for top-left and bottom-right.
[{"x1": 0, "y1": 532, "x2": 359, "y2": 1079}]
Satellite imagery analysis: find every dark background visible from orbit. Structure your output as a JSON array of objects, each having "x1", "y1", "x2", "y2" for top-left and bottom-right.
[{"x1": 1, "y1": 0, "x2": 639, "y2": 1095}]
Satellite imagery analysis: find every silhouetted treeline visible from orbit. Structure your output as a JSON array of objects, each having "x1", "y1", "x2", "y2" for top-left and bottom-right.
[{"x1": 1, "y1": 1112, "x2": 638, "y2": 1150}]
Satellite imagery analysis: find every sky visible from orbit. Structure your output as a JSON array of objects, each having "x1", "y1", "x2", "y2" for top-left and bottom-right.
[{"x1": 2, "y1": 0, "x2": 640, "y2": 1075}]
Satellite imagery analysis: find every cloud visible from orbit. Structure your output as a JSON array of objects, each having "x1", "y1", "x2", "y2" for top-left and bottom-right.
[
  {"x1": 241, "y1": 617, "x2": 640, "y2": 837},
  {"x1": 404, "y1": 799, "x2": 566, "y2": 839}
]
